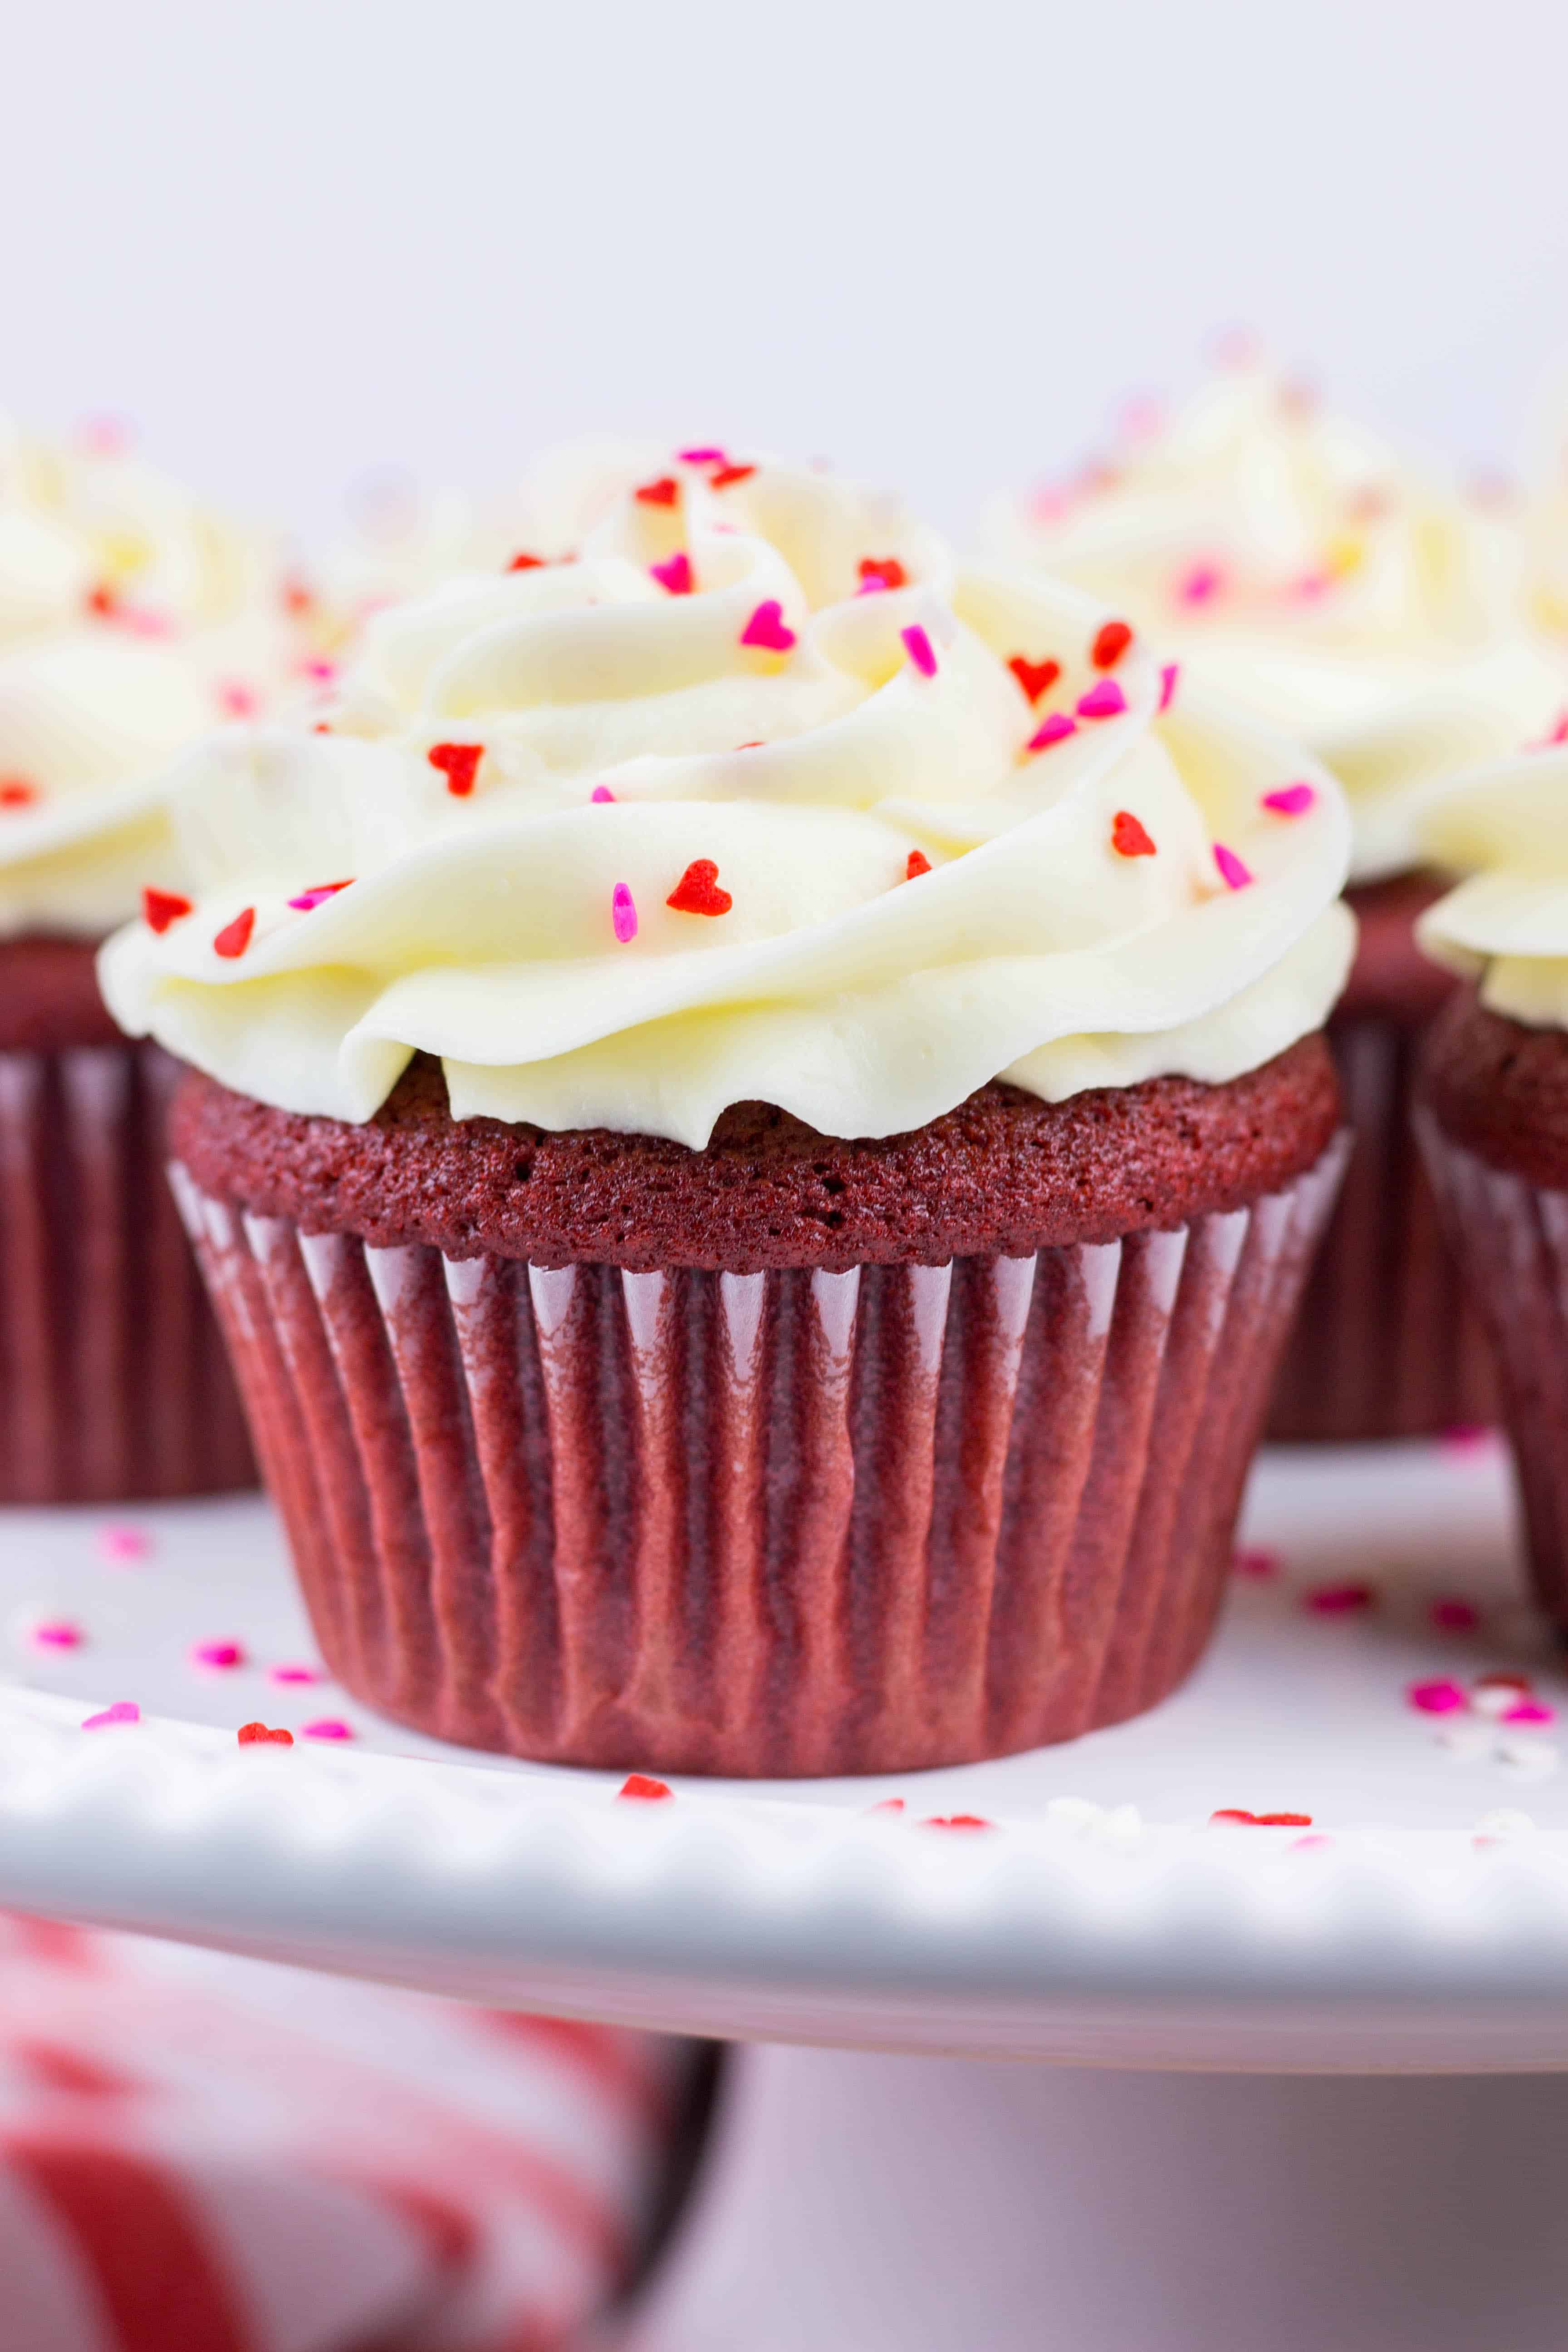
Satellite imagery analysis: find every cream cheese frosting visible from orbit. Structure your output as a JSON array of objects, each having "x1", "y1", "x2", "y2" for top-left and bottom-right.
[
  {"x1": 0, "y1": 418, "x2": 296, "y2": 938},
  {"x1": 100, "y1": 450, "x2": 1354, "y2": 1149},
  {"x1": 987, "y1": 365, "x2": 1568, "y2": 886},
  {"x1": 1416, "y1": 744, "x2": 1568, "y2": 1030}
]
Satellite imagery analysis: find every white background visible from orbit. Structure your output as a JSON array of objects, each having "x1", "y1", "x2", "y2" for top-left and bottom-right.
[{"x1": 4, "y1": 0, "x2": 1567, "y2": 541}]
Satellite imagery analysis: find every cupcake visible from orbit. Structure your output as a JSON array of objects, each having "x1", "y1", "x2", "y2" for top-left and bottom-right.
[
  {"x1": 101, "y1": 448, "x2": 1352, "y2": 1774},
  {"x1": 0, "y1": 414, "x2": 291, "y2": 1499},
  {"x1": 990, "y1": 360, "x2": 1568, "y2": 1439},
  {"x1": 1415, "y1": 745, "x2": 1568, "y2": 1626}
]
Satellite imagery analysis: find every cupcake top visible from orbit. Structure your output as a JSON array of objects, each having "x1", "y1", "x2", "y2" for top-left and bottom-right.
[
  {"x1": 101, "y1": 448, "x2": 1353, "y2": 1150},
  {"x1": 1417, "y1": 742, "x2": 1568, "y2": 1030},
  {"x1": 987, "y1": 364, "x2": 1568, "y2": 886},
  {"x1": 0, "y1": 416, "x2": 294, "y2": 940}
]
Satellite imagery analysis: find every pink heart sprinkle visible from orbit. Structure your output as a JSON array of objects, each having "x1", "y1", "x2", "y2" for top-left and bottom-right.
[
  {"x1": 33, "y1": 1621, "x2": 83, "y2": 1650},
  {"x1": 82, "y1": 1701, "x2": 140, "y2": 1730},
  {"x1": 1027, "y1": 713, "x2": 1078, "y2": 752},
  {"x1": 1158, "y1": 662, "x2": 1180, "y2": 712},
  {"x1": 1504, "y1": 1699, "x2": 1556, "y2": 1725},
  {"x1": 677, "y1": 446, "x2": 726, "y2": 465},
  {"x1": 218, "y1": 681, "x2": 259, "y2": 718},
  {"x1": 191, "y1": 1640, "x2": 245, "y2": 1671},
  {"x1": 287, "y1": 883, "x2": 351, "y2": 912},
  {"x1": 1408, "y1": 1678, "x2": 1468, "y2": 1715},
  {"x1": 591, "y1": 785, "x2": 616, "y2": 803},
  {"x1": 1213, "y1": 843, "x2": 1253, "y2": 891},
  {"x1": 1305, "y1": 1582, "x2": 1375, "y2": 1614},
  {"x1": 302, "y1": 658, "x2": 337, "y2": 682},
  {"x1": 1075, "y1": 679, "x2": 1127, "y2": 721},
  {"x1": 270, "y1": 1663, "x2": 324, "y2": 1685},
  {"x1": 612, "y1": 882, "x2": 638, "y2": 945},
  {"x1": 739, "y1": 600, "x2": 796, "y2": 653},
  {"x1": 857, "y1": 573, "x2": 891, "y2": 594},
  {"x1": 1431, "y1": 1597, "x2": 1481, "y2": 1632},
  {"x1": 1263, "y1": 782, "x2": 1316, "y2": 817},
  {"x1": 1178, "y1": 564, "x2": 1225, "y2": 606},
  {"x1": 901, "y1": 623, "x2": 937, "y2": 678},
  {"x1": 1291, "y1": 1834, "x2": 1333, "y2": 1852},
  {"x1": 302, "y1": 1718, "x2": 354, "y2": 1740},
  {"x1": 1232, "y1": 1547, "x2": 1279, "y2": 1579},
  {"x1": 97, "y1": 1524, "x2": 150, "y2": 1565},
  {"x1": 649, "y1": 551, "x2": 693, "y2": 596}
]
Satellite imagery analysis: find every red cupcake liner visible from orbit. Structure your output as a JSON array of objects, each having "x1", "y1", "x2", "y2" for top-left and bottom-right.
[
  {"x1": 0, "y1": 1043, "x2": 254, "y2": 1502},
  {"x1": 1417, "y1": 1112, "x2": 1568, "y2": 1625},
  {"x1": 1267, "y1": 1014, "x2": 1496, "y2": 1442},
  {"x1": 172, "y1": 1135, "x2": 1348, "y2": 1777}
]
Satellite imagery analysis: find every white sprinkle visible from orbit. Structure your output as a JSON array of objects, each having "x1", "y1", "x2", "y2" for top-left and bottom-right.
[
  {"x1": 1497, "y1": 1735, "x2": 1560, "y2": 1778},
  {"x1": 1436, "y1": 1721, "x2": 1492, "y2": 1760}
]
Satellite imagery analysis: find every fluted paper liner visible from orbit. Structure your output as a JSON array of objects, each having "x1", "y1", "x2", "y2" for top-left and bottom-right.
[
  {"x1": 0, "y1": 1042, "x2": 253, "y2": 1502},
  {"x1": 1269, "y1": 1014, "x2": 1496, "y2": 1442},
  {"x1": 172, "y1": 1137, "x2": 1348, "y2": 1776},
  {"x1": 1418, "y1": 1112, "x2": 1568, "y2": 1626}
]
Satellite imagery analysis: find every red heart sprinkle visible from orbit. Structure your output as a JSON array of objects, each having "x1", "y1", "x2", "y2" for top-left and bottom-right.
[
  {"x1": 1256, "y1": 1813, "x2": 1313, "y2": 1827},
  {"x1": 859, "y1": 555, "x2": 908, "y2": 588},
  {"x1": 924, "y1": 1814, "x2": 993, "y2": 1830},
  {"x1": 85, "y1": 582, "x2": 119, "y2": 618},
  {"x1": 710, "y1": 463, "x2": 756, "y2": 490},
  {"x1": 906, "y1": 849, "x2": 932, "y2": 879},
  {"x1": 1210, "y1": 1809, "x2": 1258, "y2": 1825},
  {"x1": 0, "y1": 777, "x2": 37, "y2": 808},
  {"x1": 282, "y1": 576, "x2": 315, "y2": 614},
  {"x1": 1091, "y1": 618, "x2": 1134, "y2": 670},
  {"x1": 237, "y1": 1721, "x2": 293, "y2": 1746},
  {"x1": 635, "y1": 475, "x2": 680, "y2": 507},
  {"x1": 666, "y1": 858, "x2": 733, "y2": 916},
  {"x1": 507, "y1": 551, "x2": 546, "y2": 570},
  {"x1": 1111, "y1": 811, "x2": 1156, "y2": 858},
  {"x1": 1008, "y1": 655, "x2": 1061, "y2": 705},
  {"x1": 212, "y1": 908, "x2": 255, "y2": 959},
  {"x1": 619, "y1": 1772, "x2": 672, "y2": 1800},
  {"x1": 428, "y1": 742, "x2": 483, "y2": 797}
]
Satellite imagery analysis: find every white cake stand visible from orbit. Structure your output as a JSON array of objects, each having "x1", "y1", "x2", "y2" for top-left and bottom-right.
[{"x1": 4, "y1": 1438, "x2": 1568, "y2": 2351}]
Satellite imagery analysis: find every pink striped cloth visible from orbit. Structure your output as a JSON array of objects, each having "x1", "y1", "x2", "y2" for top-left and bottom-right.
[{"x1": 0, "y1": 1913, "x2": 686, "y2": 2352}]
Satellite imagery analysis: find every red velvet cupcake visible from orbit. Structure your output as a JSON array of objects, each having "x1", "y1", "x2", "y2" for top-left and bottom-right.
[
  {"x1": 102, "y1": 450, "x2": 1352, "y2": 1771},
  {"x1": 0, "y1": 424, "x2": 293, "y2": 1497}
]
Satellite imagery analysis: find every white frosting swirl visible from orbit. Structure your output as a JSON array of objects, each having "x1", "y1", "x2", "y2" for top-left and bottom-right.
[
  {"x1": 1416, "y1": 745, "x2": 1568, "y2": 1028},
  {"x1": 101, "y1": 453, "x2": 1353, "y2": 1149},
  {"x1": 987, "y1": 365, "x2": 1568, "y2": 885},
  {"x1": 0, "y1": 418, "x2": 295, "y2": 937}
]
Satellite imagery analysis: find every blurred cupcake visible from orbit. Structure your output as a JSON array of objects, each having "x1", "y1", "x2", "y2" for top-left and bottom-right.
[
  {"x1": 102, "y1": 447, "x2": 1352, "y2": 1775},
  {"x1": 1415, "y1": 746, "x2": 1568, "y2": 1626},
  {"x1": 989, "y1": 358, "x2": 1568, "y2": 1440},
  {"x1": 0, "y1": 413, "x2": 292, "y2": 1499}
]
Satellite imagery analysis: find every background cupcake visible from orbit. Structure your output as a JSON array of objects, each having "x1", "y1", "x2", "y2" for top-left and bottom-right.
[
  {"x1": 0, "y1": 414, "x2": 295, "y2": 1499},
  {"x1": 102, "y1": 448, "x2": 1352, "y2": 1776},
  {"x1": 1415, "y1": 745, "x2": 1568, "y2": 1629},
  {"x1": 989, "y1": 359, "x2": 1568, "y2": 1441}
]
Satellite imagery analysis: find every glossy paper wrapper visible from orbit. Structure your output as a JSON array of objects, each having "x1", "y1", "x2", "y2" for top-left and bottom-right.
[
  {"x1": 0, "y1": 1041, "x2": 254, "y2": 1501},
  {"x1": 172, "y1": 1137, "x2": 1348, "y2": 1777}
]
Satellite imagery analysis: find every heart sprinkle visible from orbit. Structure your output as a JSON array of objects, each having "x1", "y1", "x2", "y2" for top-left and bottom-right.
[
  {"x1": 650, "y1": 550, "x2": 693, "y2": 595},
  {"x1": 1304, "y1": 1581, "x2": 1374, "y2": 1613},
  {"x1": 901, "y1": 623, "x2": 937, "y2": 678},
  {"x1": 620, "y1": 1773, "x2": 672, "y2": 1800},
  {"x1": 142, "y1": 887, "x2": 192, "y2": 933},
  {"x1": 287, "y1": 879, "x2": 352, "y2": 912},
  {"x1": 212, "y1": 907, "x2": 256, "y2": 959},
  {"x1": 592, "y1": 784, "x2": 616, "y2": 802},
  {"x1": 237, "y1": 1722, "x2": 294, "y2": 1746},
  {"x1": 82, "y1": 1702, "x2": 140, "y2": 1730},
  {"x1": 0, "y1": 778, "x2": 37, "y2": 808},
  {"x1": 678, "y1": 446, "x2": 726, "y2": 465},
  {"x1": 428, "y1": 741, "x2": 483, "y2": 797},
  {"x1": 1262, "y1": 782, "x2": 1316, "y2": 816},
  {"x1": 218, "y1": 681, "x2": 259, "y2": 718},
  {"x1": 1178, "y1": 563, "x2": 1225, "y2": 605},
  {"x1": 612, "y1": 882, "x2": 638, "y2": 944},
  {"x1": 191, "y1": 1640, "x2": 245, "y2": 1670},
  {"x1": 906, "y1": 849, "x2": 932, "y2": 879},
  {"x1": 740, "y1": 599, "x2": 796, "y2": 653},
  {"x1": 710, "y1": 463, "x2": 757, "y2": 490},
  {"x1": 666, "y1": 858, "x2": 733, "y2": 917},
  {"x1": 1210, "y1": 1809, "x2": 1313, "y2": 1827},
  {"x1": 507, "y1": 550, "x2": 546, "y2": 570},
  {"x1": 270, "y1": 1663, "x2": 323, "y2": 1685},
  {"x1": 302, "y1": 1718, "x2": 354, "y2": 1740},
  {"x1": 1212, "y1": 843, "x2": 1253, "y2": 891},
  {"x1": 859, "y1": 556, "x2": 908, "y2": 589},
  {"x1": 1111, "y1": 811, "x2": 1156, "y2": 858},
  {"x1": 33, "y1": 1622, "x2": 83, "y2": 1650},
  {"x1": 923, "y1": 1814, "x2": 993, "y2": 1830},
  {"x1": 1028, "y1": 713, "x2": 1078, "y2": 752},
  {"x1": 635, "y1": 475, "x2": 680, "y2": 507},
  {"x1": 1091, "y1": 619, "x2": 1133, "y2": 670},
  {"x1": 1408, "y1": 1679, "x2": 1468, "y2": 1715},
  {"x1": 1158, "y1": 662, "x2": 1180, "y2": 711},
  {"x1": 1008, "y1": 655, "x2": 1061, "y2": 705},
  {"x1": 1076, "y1": 679, "x2": 1127, "y2": 720}
]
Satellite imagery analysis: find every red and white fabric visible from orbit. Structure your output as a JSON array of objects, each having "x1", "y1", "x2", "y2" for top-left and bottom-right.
[{"x1": 0, "y1": 1912, "x2": 685, "y2": 2352}]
